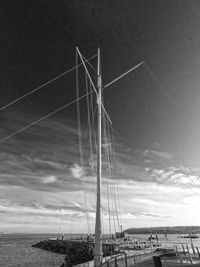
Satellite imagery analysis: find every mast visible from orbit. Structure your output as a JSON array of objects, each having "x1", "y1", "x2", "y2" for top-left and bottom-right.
[
  {"x1": 75, "y1": 47, "x2": 143, "y2": 267},
  {"x1": 94, "y1": 48, "x2": 103, "y2": 267}
]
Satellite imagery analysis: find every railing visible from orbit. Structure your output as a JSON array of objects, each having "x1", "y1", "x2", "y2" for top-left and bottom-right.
[
  {"x1": 102, "y1": 249, "x2": 160, "y2": 267},
  {"x1": 102, "y1": 244, "x2": 200, "y2": 267},
  {"x1": 155, "y1": 243, "x2": 200, "y2": 266},
  {"x1": 74, "y1": 243, "x2": 200, "y2": 267}
]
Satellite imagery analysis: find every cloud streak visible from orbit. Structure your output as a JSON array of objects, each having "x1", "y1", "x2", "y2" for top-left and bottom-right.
[{"x1": 0, "y1": 108, "x2": 200, "y2": 233}]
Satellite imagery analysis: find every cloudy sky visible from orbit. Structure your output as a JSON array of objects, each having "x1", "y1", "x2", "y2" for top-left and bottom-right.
[{"x1": 1, "y1": 1, "x2": 200, "y2": 233}]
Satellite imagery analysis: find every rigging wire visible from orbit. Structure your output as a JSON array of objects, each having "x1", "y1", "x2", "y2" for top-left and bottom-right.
[
  {"x1": 132, "y1": 73, "x2": 200, "y2": 193},
  {"x1": 106, "y1": 73, "x2": 200, "y2": 196},
  {"x1": 0, "y1": 54, "x2": 97, "y2": 112},
  {"x1": 102, "y1": 104, "x2": 112, "y2": 237},
  {"x1": 0, "y1": 63, "x2": 142, "y2": 144},
  {"x1": 85, "y1": 71, "x2": 95, "y2": 173},
  {"x1": 104, "y1": 62, "x2": 144, "y2": 90},
  {"x1": 108, "y1": 128, "x2": 122, "y2": 227},
  {"x1": 81, "y1": 53, "x2": 97, "y2": 73},
  {"x1": 99, "y1": 27, "x2": 200, "y2": 56},
  {"x1": 143, "y1": 62, "x2": 200, "y2": 137},
  {"x1": 139, "y1": 66, "x2": 200, "y2": 179},
  {"x1": 83, "y1": 70, "x2": 92, "y2": 234},
  {"x1": 110, "y1": 119, "x2": 200, "y2": 200},
  {"x1": 75, "y1": 51, "x2": 91, "y2": 234},
  {"x1": 69, "y1": 52, "x2": 85, "y2": 234},
  {"x1": 69, "y1": 190, "x2": 81, "y2": 234},
  {"x1": 0, "y1": 90, "x2": 95, "y2": 144},
  {"x1": 104, "y1": 119, "x2": 119, "y2": 233},
  {"x1": 109, "y1": 125, "x2": 121, "y2": 231},
  {"x1": 102, "y1": 99, "x2": 121, "y2": 234},
  {"x1": 1, "y1": 55, "x2": 196, "y2": 197}
]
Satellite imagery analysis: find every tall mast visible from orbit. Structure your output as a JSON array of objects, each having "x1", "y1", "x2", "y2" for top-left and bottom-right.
[{"x1": 94, "y1": 48, "x2": 103, "y2": 267}]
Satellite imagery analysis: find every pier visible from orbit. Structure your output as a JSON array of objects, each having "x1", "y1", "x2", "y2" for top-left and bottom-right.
[{"x1": 70, "y1": 242, "x2": 200, "y2": 267}]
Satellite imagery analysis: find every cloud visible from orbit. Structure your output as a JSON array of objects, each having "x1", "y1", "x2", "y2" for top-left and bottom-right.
[
  {"x1": 70, "y1": 164, "x2": 85, "y2": 178},
  {"x1": 1, "y1": 108, "x2": 200, "y2": 232},
  {"x1": 141, "y1": 213, "x2": 171, "y2": 219},
  {"x1": 41, "y1": 175, "x2": 57, "y2": 184},
  {"x1": 143, "y1": 149, "x2": 174, "y2": 160}
]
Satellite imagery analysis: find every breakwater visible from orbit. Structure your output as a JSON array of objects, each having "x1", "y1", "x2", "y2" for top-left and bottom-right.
[{"x1": 33, "y1": 239, "x2": 115, "y2": 266}]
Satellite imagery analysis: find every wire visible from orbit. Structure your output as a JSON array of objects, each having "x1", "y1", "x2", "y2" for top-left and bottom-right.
[
  {"x1": 104, "y1": 61, "x2": 144, "y2": 89},
  {"x1": 0, "y1": 90, "x2": 95, "y2": 143},
  {"x1": 0, "y1": 54, "x2": 97, "y2": 112},
  {"x1": 132, "y1": 76, "x2": 200, "y2": 192},
  {"x1": 81, "y1": 53, "x2": 97, "y2": 73},
  {"x1": 0, "y1": 62, "x2": 143, "y2": 143},
  {"x1": 140, "y1": 64, "x2": 200, "y2": 187},
  {"x1": 143, "y1": 62, "x2": 200, "y2": 137}
]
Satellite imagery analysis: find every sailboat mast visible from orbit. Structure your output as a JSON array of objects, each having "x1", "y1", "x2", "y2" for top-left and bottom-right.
[{"x1": 94, "y1": 48, "x2": 103, "y2": 267}]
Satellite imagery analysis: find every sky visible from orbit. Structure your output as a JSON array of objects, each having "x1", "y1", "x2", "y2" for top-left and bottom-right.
[{"x1": 1, "y1": 0, "x2": 200, "y2": 233}]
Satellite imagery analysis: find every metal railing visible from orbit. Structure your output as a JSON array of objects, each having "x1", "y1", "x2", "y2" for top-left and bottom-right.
[
  {"x1": 74, "y1": 243, "x2": 200, "y2": 267},
  {"x1": 155, "y1": 244, "x2": 200, "y2": 266},
  {"x1": 101, "y1": 249, "x2": 161, "y2": 267}
]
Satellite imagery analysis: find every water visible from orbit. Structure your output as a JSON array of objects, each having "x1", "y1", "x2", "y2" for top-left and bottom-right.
[
  {"x1": 133, "y1": 233, "x2": 200, "y2": 247},
  {"x1": 1, "y1": 233, "x2": 200, "y2": 267},
  {"x1": 0, "y1": 233, "x2": 67, "y2": 267}
]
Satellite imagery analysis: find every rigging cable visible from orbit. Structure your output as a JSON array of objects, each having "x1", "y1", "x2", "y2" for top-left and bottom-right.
[
  {"x1": 109, "y1": 126, "x2": 122, "y2": 230},
  {"x1": 0, "y1": 62, "x2": 143, "y2": 143},
  {"x1": 76, "y1": 51, "x2": 91, "y2": 234},
  {"x1": 103, "y1": 108, "x2": 121, "y2": 232},
  {"x1": 81, "y1": 53, "x2": 97, "y2": 73},
  {"x1": 108, "y1": 123, "x2": 121, "y2": 233},
  {"x1": 0, "y1": 90, "x2": 95, "y2": 144},
  {"x1": 133, "y1": 71, "x2": 200, "y2": 193},
  {"x1": 143, "y1": 62, "x2": 200, "y2": 137},
  {"x1": 102, "y1": 105, "x2": 118, "y2": 234},
  {"x1": 102, "y1": 104, "x2": 112, "y2": 237},
  {"x1": 0, "y1": 54, "x2": 97, "y2": 112},
  {"x1": 85, "y1": 71, "x2": 95, "y2": 174}
]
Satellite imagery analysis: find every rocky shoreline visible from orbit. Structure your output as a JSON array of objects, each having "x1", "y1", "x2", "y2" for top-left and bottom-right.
[{"x1": 32, "y1": 239, "x2": 115, "y2": 267}]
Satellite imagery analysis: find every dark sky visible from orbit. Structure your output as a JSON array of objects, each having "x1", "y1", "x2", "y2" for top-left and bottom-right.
[
  {"x1": 1, "y1": 1, "x2": 200, "y2": 152},
  {"x1": 1, "y1": 1, "x2": 200, "y2": 232}
]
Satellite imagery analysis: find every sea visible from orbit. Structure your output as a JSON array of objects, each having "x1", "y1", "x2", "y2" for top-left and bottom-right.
[
  {"x1": 0, "y1": 233, "x2": 70, "y2": 267},
  {"x1": 1, "y1": 233, "x2": 200, "y2": 267}
]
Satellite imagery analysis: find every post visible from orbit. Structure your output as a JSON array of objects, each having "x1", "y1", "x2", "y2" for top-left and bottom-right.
[
  {"x1": 153, "y1": 256, "x2": 162, "y2": 267},
  {"x1": 186, "y1": 245, "x2": 193, "y2": 264},
  {"x1": 94, "y1": 48, "x2": 103, "y2": 267},
  {"x1": 196, "y1": 247, "x2": 200, "y2": 259},
  {"x1": 114, "y1": 257, "x2": 117, "y2": 267},
  {"x1": 162, "y1": 258, "x2": 167, "y2": 267},
  {"x1": 182, "y1": 244, "x2": 186, "y2": 255},
  {"x1": 124, "y1": 252, "x2": 128, "y2": 267},
  {"x1": 175, "y1": 245, "x2": 182, "y2": 263},
  {"x1": 191, "y1": 243, "x2": 196, "y2": 254}
]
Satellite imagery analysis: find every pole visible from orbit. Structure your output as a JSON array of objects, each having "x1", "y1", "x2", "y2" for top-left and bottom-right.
[{"x1": 94, "y1": 48, "x2": 103, "y2": 267}]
